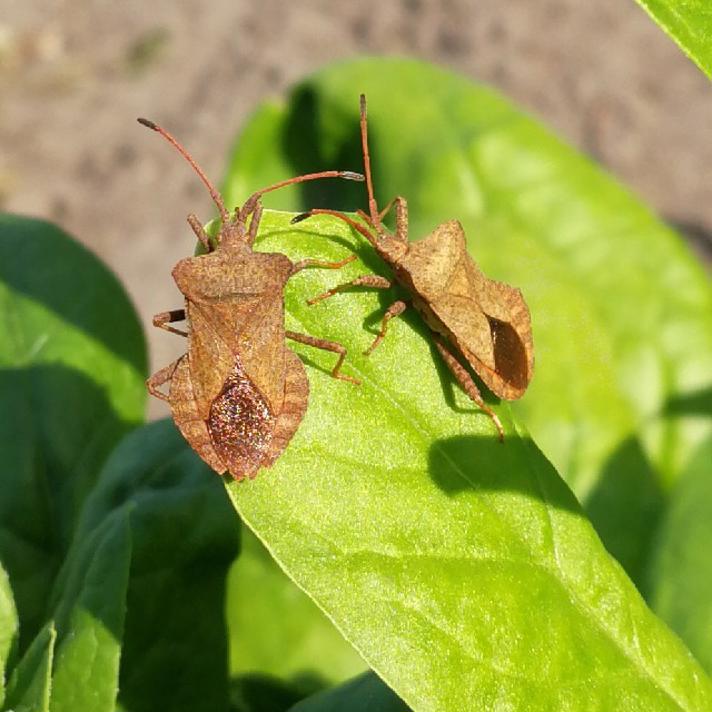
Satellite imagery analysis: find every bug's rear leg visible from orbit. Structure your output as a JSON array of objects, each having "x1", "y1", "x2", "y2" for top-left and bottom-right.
[
  {"x1": 364, "y1": 300, "x2": 407, "y2": 355},
  {"x1": 307, "y1": 274, "x2": 392, "y2": 305},
  {"x1": 285, "y1": 331, "x2": 360, "y2": 385},
  {"x1": 434, "y1": 338, "x2": 504, "y2": 442},
  {"x1": 146, "y1": 357, "x2": 182, "y2": 402},
  {"x1": 153, "y1": 308, "x2": 188, "y2": 337}
]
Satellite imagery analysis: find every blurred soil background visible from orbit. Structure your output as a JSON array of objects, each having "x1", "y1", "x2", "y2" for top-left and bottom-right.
[{"x1": 1, "y1": 0, "x2": 710, "y2": 419}]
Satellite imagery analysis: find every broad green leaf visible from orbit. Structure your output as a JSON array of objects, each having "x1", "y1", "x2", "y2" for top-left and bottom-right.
[
  {"x1": 72, "y1": 419, "x2": 239, "y2": 712},
  {"x1": 0, "y1": 562, "x2": 18, "y2": 706},
  {"x1": 289, "y1": 672, "x2": 408, "y2": 712},
  {"x1": 646, "y1": 436, "x2": 712, "y2": 674},
  {"x1": 225, "y1": 210, "x2": 712, "y2": 711},
  {"x1": 4, "y1": 622, "x2": 56, "y2": 712},
  {"x1": 49, "y1": 509, "x2": 131, "y2": 712},
  {"x1": 632, "y1": 0, "x2": 712, "y2": 79},
  {"x1": 0, "y1": 214, "x2": 147, "y2": 648},
  {"x1": 228, "y1": 526, "x2": 365, "y2": 685},
  {"x1": 222, "y1": 59, "x2": 712, "y2": 582}
]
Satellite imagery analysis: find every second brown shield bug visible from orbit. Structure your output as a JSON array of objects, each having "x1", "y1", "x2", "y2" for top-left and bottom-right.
[{"x1": 293, "y1": 96, "x2": 534, "y2": 440}]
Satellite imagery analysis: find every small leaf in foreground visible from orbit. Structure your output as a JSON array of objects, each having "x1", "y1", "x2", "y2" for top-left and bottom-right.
[{"x1": 4, "y1": 622, "x2": 56, "y2": 712}]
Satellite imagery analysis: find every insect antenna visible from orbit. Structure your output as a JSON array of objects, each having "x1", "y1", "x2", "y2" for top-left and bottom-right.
[
  {"x1": 237, "y1": 170, "x2": 364, "y2": 224},
  {"x1": 137, "y1": 117, "x2": 230, "y2": 225},
  {"x1": 359, "y1": 94, "x2": 381, "y2": 232}
]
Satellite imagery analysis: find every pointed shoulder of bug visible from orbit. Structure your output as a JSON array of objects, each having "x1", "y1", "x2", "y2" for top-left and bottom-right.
[
  {"x1": 171, "y1": 248, "x2": 293, "y2": 303},
  {"x1": 396, "y1": 219, "x2": 476, "y2": 300}
]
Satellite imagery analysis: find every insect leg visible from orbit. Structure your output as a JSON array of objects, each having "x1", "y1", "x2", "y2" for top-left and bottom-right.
[
  {"x1": 364, "y1": 300, "x2": 408, "y2": 355},
  {"x1": 285, "y1": 331, "x2": 360, "y2": 385},
  {"x1": 291, "y1": 254, "x2": 357, "y2": 275},
  {"x1": 153, "y1": 308, "x2": 188, "y2": 337},
  {"x1": 393, "y1": 197, "x2": 409, "y2": 243},
  {"x1": 306, "y1": 274, "x2": 392, "y2": 305},
  {"x1": 434, "y1": 338, "x2": 504, "y2": 442},
  {"x1": 187, "y1": 214, "x2": 213, "y2": 252},
  {"x1": 146, "y1": 357, "x2": 182, "y2": 402},
  {"x1": 291, "y1": 209, "x2": 380, "y2": 249},
  {"x1": 246, "y1": 201, "x2": 263, "y2": 246}
]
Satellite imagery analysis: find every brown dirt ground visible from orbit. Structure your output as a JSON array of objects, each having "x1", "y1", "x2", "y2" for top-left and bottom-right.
[{"x1": 2, "y1": 0, "x2": 711, "y2": 419}]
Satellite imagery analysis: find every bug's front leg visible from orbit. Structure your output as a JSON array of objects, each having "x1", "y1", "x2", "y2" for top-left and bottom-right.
[
  {"x1": 357, "y1": 196, "x2": 408, "y2": 242},
  {"x1": 152, "y1": 308, "x2": 188, "y2": 337},
  {"x1": 187, "y1": 214, "x2": 212, "y2": 252},
  {"x1": 285, "y1": 331, "x2": 360, "y2": 385},
  {"x1": 146, "y1": 357, "x2": 183, "y2": 402},
  {"x1": 306, "y1": 274, "x2": 392, "y2": 305},
  {"x1": 291, "y1": 254, "x2": 357, "y2": 275},
  {"x1": 434, "y1": 338, "x2": 504, "y2": 442},
  {"x1": 364, "y1": 300, "x2": 408, "y2": 355}
]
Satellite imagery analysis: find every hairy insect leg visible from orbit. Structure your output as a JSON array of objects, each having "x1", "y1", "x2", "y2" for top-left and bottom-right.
[
  {"x1": 187, "y1": 214, "x2": 212, "y2": 252},
  {"x1": 146, "y1": 357, "x2": 182, "y2": 402},
  {"x1": 247, "y1": 201, "x2": 263, "y2": 246},
  {"x1": 357, "y1": 197, "x2": 407, "y2": 240},
  {"x1": 285, "y1": 330, "x2": 360, "y2": 385},
  {"x1": 292, "y1": 254, "x2": 357, "y2": 275},
  {"x1": 291, "y1": 209, "x2": 380, "y2": 249},
  {"x1": 307, "y1": 274, "x2": 392, "y2": 305},
  {"x1": 364, "y1": 300, "x2": 408, "y2": 355},
  {"x1": 152, "y1": 308, "x2": 188, "y2": 337},
  {"x1": 434, "y1": 339, "x2": 504, "y2": 442}
]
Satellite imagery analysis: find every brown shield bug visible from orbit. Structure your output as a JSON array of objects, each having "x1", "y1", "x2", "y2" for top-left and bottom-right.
[
  {"x1": 292, "y1": 95, "x2": 534, "y2": 441},
  {"x1": 140, "y1": 118, "x2": 363, "y2": 479}
]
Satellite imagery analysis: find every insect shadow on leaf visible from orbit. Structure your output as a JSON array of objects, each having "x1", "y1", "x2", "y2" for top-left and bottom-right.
[
  {"x1": 138, "y1": 118, "x2": 363, "y2": 480},
  {"x1": 292, "y1": 95, "x2": 535, "y2": 441}
]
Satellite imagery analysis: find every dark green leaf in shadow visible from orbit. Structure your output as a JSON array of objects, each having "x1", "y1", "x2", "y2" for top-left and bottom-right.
[
  {"x1": 228, "y1": 527, "x2": 365, "y2": 686},
  {"x1": 0, "y1": 215, "x2": 147, "y2": 649},
  {"x1": 71, "y1": 419, "x2": 239, "y2": 712},
  {"x1": 289, "y1": 671, "x2": 408, "y2": 712},
  {"x1": 632, "y1": 0, "x2": 712, "y2": 79},
  {"x1": 0, "y1": 561, "x2": 19, "y2": 706},
  {"x1": 49, "y1": 508, "x2": 131, "y2": 712},
  {"x1": 4, "y1": 621, "x2": 56, "y2": 712},
  {"x1": 223, "y1": 211, "x2": 712, "y2": 711},
  {"x1": 646, "y1": 436, "x2": 712, "y2": 674},
  {"x1": 230, "y1": 673, "x2": 316, "y2": 712}
]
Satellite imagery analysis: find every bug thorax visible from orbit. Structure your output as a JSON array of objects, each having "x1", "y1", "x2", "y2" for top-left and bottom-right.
[
  {"x1": 374, "y1": 233, "x2": 408, "y2": 265},
  {"x1": 215, "y1": 221, "x2": 249, "y2": 250}
]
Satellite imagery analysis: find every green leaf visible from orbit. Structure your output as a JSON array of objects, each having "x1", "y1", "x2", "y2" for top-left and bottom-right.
[
  {"x1": 222, "y1": 58, "x2": 712, "y2": 582},
  {"x1": 289, "y1": 672, "x2": 408, "y2": 712},
  {"x1": 4, "y1": 622, "x2": 56, "y2": 712},
  {"x1": 0, "y1": 214, "x2": 147, "y2": 648},
  {"x1": 646, "y1": 436, "x2": 712, "y2": 674},
  {"x1": 48, "y1": 509, "x2": 131, "y2": 712},
  {"x1": 73, "y1": 419, "x2": 239, "y2": 712},
  {"x1": 0, "y1": 562, "x2": 19, "y2": 706},
  {"x1": 230, "y1": 674, "x2": 315, "y2": 712},
  {"x1": 632, "y1": 0, "x2": 712, "y2": 79},
  {"x1": 228, "y1": 526, "x2": 365, "y2": 685},
  {"x1": 225, "y1": 210, "x2": 712, "y2": 710}
]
